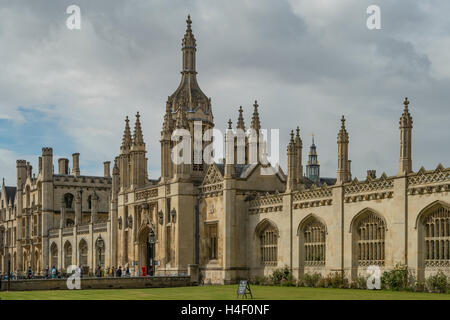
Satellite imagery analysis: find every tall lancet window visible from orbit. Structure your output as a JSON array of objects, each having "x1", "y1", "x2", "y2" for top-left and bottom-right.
[
  {"x1": 424, "y1": 206, "x2": 450, "y2": 266},
  {"x1": 356, "y1": 212, "x2": 386, "y2": 266},
  {"x1": 303, "y1": 220, "x2": 326, "y2": 265}
]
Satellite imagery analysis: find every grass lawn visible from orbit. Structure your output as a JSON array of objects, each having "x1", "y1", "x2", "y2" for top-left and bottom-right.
[{"x1": 1, "y1": 285, "x2": 450, "y2": 300}]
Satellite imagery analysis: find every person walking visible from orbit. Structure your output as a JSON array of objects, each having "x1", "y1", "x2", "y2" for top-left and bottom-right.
[
  {"x1": 45, "y1": 265, "x2": 49, "y2": 279},
  {"x1": 51, "y1": 266, "x2": 56, "y2": 279},
  {"x1": 27, "y1": 266, "x2": 32, "y2": 279},
  {"x1": 116, "y1": 266, "x2": 122, "y2": 277}
]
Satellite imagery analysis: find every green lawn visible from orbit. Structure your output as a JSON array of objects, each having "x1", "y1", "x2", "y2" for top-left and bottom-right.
[{"x1": 1, "y1": 285, "x2": 450, "y2": 300}]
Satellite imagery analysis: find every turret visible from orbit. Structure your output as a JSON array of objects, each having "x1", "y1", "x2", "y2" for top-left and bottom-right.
[{"x1": 42, "y1": 147, "x2": 53, "y2": 182}]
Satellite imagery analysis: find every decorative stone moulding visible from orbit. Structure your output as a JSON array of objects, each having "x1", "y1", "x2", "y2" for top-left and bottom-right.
[
  {"x1": 344, "y1": 173, "x2": 394, "y2": 195},
  {"x1": 344, "y1": 191, "x2": 393, "y2": 203},
  {"x1": 408, "y1": 183, "x2": 450, "y2": 196},
  {"x1": 408, "y1": 164, "x2": 449, "y2": 186},
  {"x1": 135, "y1": 188, "x2": 158, "y2": 200}
]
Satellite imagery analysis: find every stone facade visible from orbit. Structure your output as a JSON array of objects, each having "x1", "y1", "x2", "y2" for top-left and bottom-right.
[
  {"x1": 0, "y1": 16, "x2": 449, "y2": 285},
  {"x1": 0, "y1": 151, "x2": 111, "y2": 275}
]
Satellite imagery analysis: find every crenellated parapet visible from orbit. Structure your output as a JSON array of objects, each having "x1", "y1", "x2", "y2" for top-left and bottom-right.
[
  {"x1": 344, "y1": 173, "x2": 394, "y2": 203},
  {"x1": 293, "y1": 185, "x2": 333, "y2": 209},
  {"x1": 408, "y1": 164, "x2": 450, "y2": 195},
  {"x1": 249, "y1": 193, "x2": 283, "y2": 214}
]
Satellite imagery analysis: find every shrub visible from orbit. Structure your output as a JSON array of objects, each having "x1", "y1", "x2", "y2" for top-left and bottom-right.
[
  {"x1": 270, "y1": 266, "x2": 293, "y2": 286},
  {"x1": 301, "y1": 272, "x2": 322, "y2": 287},
  {"x1": 353, "y1": 276, "x2": 368, "y2": 289},
  {"x1": 381, "y1": 263, "x2": 409, "y2": 291},
  {"x1": 414, "y1": 280, "x2": 426, "y2": 293},
  {"x1": 325, "y1": 272, "x2": 349, "y2": 289},
  {"x1": 426, "y1": 271, "x2": 448, "y2": 293},
  {"x1": 251, "y1": 276, "x2": 268, "y2": 285}
]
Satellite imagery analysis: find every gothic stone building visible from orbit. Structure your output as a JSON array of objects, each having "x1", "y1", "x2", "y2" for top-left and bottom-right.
[
  {"x1": 0, "y1": 152, "x2": 112, "y2": 275},
  {"x1": 1, "y1": 16, "x2": 449, "y2": 284}
]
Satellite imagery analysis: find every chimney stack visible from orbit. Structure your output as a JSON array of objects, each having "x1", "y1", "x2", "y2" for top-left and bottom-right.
[
  {"x1": 72, "y1": 153, "x2": 80, "y2": 177},
  {"x1": 104, "y1": 161, "x2": 111, "y2": 178},
  {"x1": 58, "y1": 158, "x2": 69, "y2": 175}
]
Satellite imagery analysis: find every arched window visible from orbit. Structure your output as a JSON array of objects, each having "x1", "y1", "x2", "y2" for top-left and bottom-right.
[
  {"x1": 50, "y1": 243, "x2": 58, "y2": 268},
  {"x1": 423, "y1": 206, "x2": 450, "y2": 266},
  {"x1": 302, "y1": 219, "x2": 326, "y2": 265},
  {"x1": 87, "y1": 195, "x2": 92, "y2": 210},
  {"x1": 64, "y1": 241, "x2": 72, "y2": 269},
  {"x1": 79, "y1": 240, "x2": 88, "y2": 266},
  {"x1": 64, "y1": 193, "x2": 74, "y2": 209},
  {"x1": 356, "y1": 212, "x2": 386, "y2": 266},
  {"x1": 257, "y1": 221, "x2": 278, "y2": 266}
]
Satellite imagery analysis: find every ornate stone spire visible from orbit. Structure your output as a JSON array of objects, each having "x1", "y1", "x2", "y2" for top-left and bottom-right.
[
  {"x1": 288, "y1": 130, "x2": 295, "y2": 151},
  {"x1": 337, "y1": 115, "x2": 349, "y2": 143},
  {"x1": 166, "y1": 15, "x2": 213, "y2": 125},
  {"x1": 132, "y1": 112, "x2": 145, "y2": 146},
  {"x1": 236, "y1": 106, "x2": 245, "y2": 130},
  {"x1": 287, "y1": 130, "x2": 297, "y2": 191},
  {"x1": 228, "y1": 119, "x2": 232, "y2": 129},
  {"x1": 295, "y1": 126, "x2": 302, "y2": 148},
  {"x1": 182, "y1": 14, "x2": 196, "y2": 73},
  {"x1": 399, "y1": 97, "x2": 413, "y2": 129},
  {"x1": 337, "y1": 115, "x2": 350, "y2": 184},
  {"x1": 250, "y1": 100, "x2": 261, "y2": 131},
  {"x1": 399, "y1": 97, "x2": 413, "y2": 174},
  {"x1": 121, "y1": 116, "x2": 132, "y2": 151}
]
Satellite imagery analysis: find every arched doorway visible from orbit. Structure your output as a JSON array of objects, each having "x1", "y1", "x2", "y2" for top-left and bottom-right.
[{"x1": 139, "y1": 227, "x2": 156, "y2": 276}]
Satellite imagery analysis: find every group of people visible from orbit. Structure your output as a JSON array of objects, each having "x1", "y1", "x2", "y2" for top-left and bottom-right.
[
  {"x1": 3, "y1": 265, "x2": 133, "y2": 280},
  {"x1": 98, "y1": 266, "x2": 131, "y2": 278}
]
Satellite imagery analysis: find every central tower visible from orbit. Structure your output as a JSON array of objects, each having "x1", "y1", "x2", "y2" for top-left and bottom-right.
[{"x1": 161, "y1": 15, "x2": 214, "y2": 182}]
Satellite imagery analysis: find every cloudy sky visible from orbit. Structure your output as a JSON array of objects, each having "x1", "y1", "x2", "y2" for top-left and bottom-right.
[{"x1": 0, "y1": 0, "x2": 449, "y2": 184}]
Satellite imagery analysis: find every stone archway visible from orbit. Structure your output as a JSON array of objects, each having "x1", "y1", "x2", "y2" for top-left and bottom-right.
[{"x1": 138, "y1": 226, "x2": 156, "y2": 276}]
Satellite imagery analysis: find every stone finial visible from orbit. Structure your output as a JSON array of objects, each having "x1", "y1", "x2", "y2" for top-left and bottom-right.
[
  {"x1": 121, "y1": 116, "x2": 132, "y2": 151},
  {"x1": 337, "y1": 115, "x2": 349, "y2": 143},
  {"x1": 228, "y1": 119, "x2": 232, "y2": 129},
  {"x1": 250, "y1": 100, "x2": 261, "y2": 131},
  {"x1": 236, "y1": 106, "x2": 245, "y2": 130},
  {"x1": 132, "y1": 111, "x2": 145, "y2": 146}
]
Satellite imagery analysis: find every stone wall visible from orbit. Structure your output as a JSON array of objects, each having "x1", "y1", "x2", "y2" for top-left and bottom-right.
[{"x1": 0, "y1": 276, "x2": 192, "y2": 291}]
